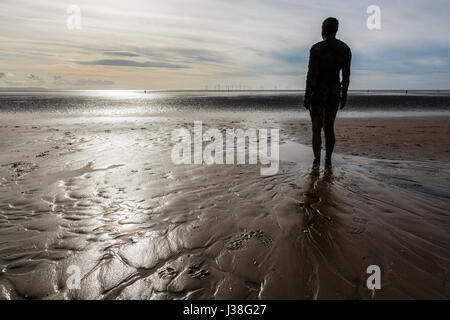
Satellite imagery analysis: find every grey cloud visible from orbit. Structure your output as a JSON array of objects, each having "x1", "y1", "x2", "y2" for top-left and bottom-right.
[
  {"x1": 77, "y1": 59, "x2": 187, "y2": 69},
  {"x1": 27, "y1": 74, "x2": 43, "y2": 80},
  {"x1": 104, "y1": 51, "x2": 140, "y2": 57},
  {"x1": 352, "y1": 42, "x2": 450, "y2": 75},
  {"x1": 165, "y1": 48, "x2": 225, "y2": 63},
  {"x1": 52, "y1": 75, "x2": 114, "y2": 87},
  {"x1": 216, "y1": 45, "x2": 308, "y2": 77},
  {"x1": 132, "y1": 47, "x2": 228, "y2": 64},
  {"x1": 256, "y1": 46, "x2": 310, "y2": 66}
]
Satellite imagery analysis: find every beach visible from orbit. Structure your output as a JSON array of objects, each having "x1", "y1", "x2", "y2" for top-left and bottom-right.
[
  {"x1": 2, "y1": 0, "x2": 450, "y2": 306},
  {"x1": 283, "y1": 117, "x2": 450, "y2": 161},
  {"x1": 0, "y1": 92, "x2": 449, "y2": 299}
]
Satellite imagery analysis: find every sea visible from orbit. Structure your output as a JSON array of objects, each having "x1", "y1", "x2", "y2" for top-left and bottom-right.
[{"x1": 0, "y1": 90, "x2": 449, "y2": 118}]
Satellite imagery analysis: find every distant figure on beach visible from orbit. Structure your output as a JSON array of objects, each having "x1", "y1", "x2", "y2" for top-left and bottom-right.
[{"x1": 304, "y1": 17, "x2": 352, "y2": 167}]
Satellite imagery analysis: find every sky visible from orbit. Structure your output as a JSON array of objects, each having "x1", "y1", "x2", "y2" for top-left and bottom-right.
[{"x1": 0, "y1": 0, "x2": 449, "y2": 90}]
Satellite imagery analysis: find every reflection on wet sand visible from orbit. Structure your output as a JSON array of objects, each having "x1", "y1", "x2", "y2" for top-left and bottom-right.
[
  {"x1": 295, "y1": 157, "x2": 449, "y2": 299},
  {"x1": 302, "y1": 163, "x2": 334, "y2": 240}
]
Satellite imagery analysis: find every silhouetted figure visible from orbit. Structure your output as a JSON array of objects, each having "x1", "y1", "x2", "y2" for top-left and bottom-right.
[{"x1": 304, "y1": 17, "x2": 352, "y2": 166}]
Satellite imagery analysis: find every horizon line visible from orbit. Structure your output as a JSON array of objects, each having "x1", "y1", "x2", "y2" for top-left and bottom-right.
[{"x1": 1, "y1": 88, "x2": 450, "y2": 93}]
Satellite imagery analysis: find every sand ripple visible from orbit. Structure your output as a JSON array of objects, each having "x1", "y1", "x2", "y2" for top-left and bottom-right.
[{"x1": 0, "y1": 117, "x2": 448, "y2": 299}]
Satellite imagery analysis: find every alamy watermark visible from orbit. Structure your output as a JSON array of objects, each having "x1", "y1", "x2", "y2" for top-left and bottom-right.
[
  {"x1": 367, "y1": 5, "x2": 381, "y2": 30},
  {"x1": 66, "y1": 5, "x2": 81, "y2": 30},
  {"x1": 66, "y1": 265, "x2": 81, "y2": 290},
  {"x1": 171, "y1": 121, "x2": 279, "y2": 176},
  {"x1": 366, "y1": 265, "x2": 381, "y2": 290}
]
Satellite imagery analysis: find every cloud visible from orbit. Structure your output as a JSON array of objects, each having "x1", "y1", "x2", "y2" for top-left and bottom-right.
[
  {"x1": 1, "y1": 0, "x2": 450, "y2": 89},
  {"x1": 52, "y1": 75, "x2": 114, "y2": 86},
  {"x1": 27, "y1": 74, "x2": 43, "y2": 81},
  {"x1": 77, "y1": 59, "x2": 187, "y2": 69},
  {"x1": 72, "y1": 79, "x2": 115, "y2": 86},
  {"x1": 162, "y1": 48, "x2": 226, "y2": 64},
  {"x1": 352, "y1": 42, "x2": 450, "y2": 76},
  {"x1": 104, "y1": 51, "x2": 140, "y2": 57}
]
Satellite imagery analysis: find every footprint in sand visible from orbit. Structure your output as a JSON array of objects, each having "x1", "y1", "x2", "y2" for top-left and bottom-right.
[
  {"x1": 36, "y1": 151, "x2": 50, "y2": 158},
  {"x1": 187, "y1": 265, "x2": 210, "y2": 279},
  {"x1": 158, "y1": 266, "x2": 179, "y2": 280},
  {"x1": 348, "y1": 216, "x2": 368, "y2": 234},
  {"x1": 352, "y1": 217, "x2": 368, "y2": 224},
  {"x1": 226, "y1": 230, "x2": 273, "y2": 250},
  {"x1": 348, "y1": 226, "x2": 366, "y2": 234},
  {"x1": 6, "y1": 162, "x2": 39, "y2": 178}
]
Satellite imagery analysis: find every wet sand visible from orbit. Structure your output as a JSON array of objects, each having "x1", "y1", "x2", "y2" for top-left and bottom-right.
[
  {"x1": 282, "y1": 117, "x2": 450, "y2": 161},
  {"x1": 0, "y1": 115, "x2": 449, "y2": 299}
]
